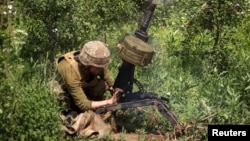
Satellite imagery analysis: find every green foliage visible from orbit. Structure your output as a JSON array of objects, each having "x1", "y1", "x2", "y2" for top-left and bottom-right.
[
  {"x1": 135, "y1": 0, "x2": 250, "y2": 126},
  {"x1": 0, "y1": 56, "x2": 63, "y2": 140},
  {"x1": 1, "y1": 0, "x2": 250, "y2": 140},
  {"x1": 14, "y1": 0, "x2": 147, "y2": 62}
]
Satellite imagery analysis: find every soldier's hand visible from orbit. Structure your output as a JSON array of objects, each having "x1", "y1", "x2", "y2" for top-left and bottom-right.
[
  {"x1": 107, "y1": 88, "x2": 123, "y2": 105},
  {"x1": 107, "y1": 93, "x2": 118, "y2": 105},
  {"x1": 109, "y1": 87, "x2": 123, "y2": 95},
  {"x1": 113, "y1": 88, "x2": 123, "y2": 95}
]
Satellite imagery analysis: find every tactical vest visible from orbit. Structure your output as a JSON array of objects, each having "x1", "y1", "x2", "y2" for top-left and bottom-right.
[{"x1": 58, "y1": 51, "x2": 82, "y2": 80}]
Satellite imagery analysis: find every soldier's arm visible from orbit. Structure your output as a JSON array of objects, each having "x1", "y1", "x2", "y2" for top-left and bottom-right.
[{"x1": 57, "y1": 60, "x2": 92, "y2": 111}]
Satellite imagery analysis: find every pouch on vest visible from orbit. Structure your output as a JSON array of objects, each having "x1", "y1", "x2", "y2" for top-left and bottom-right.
[{"x1": 60, "y1": 51, "x2": 82, "y2": 80}]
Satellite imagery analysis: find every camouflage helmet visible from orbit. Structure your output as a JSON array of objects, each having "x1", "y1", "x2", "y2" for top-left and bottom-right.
[{"x1": 79, "y1": 41, "x2": 110, "y2": 68}]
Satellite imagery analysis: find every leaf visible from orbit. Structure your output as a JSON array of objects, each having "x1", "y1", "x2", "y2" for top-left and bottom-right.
[{"x1": 245, "y1": 85, "x2": 250, "y2": 90}]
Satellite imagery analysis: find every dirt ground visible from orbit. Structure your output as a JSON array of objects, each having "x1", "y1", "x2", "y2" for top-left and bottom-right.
[
  {"x1": 108, "y1": 121, "x2": 208, "y2": 141},
  {"x1": 111, "y1": 133, "x2": 167, "y2": 141}
]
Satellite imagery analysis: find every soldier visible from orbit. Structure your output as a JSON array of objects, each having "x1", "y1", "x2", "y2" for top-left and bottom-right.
[{"x1": 56, "y1": 40, "x2": 122, "y2": 114}]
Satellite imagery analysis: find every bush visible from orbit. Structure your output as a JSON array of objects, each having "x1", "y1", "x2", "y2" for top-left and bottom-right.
[{"x1": 0, "y1": 60, "x2": 63, "y2": 141}]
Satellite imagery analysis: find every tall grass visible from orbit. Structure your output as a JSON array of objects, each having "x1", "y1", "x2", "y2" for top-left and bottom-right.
[
  {"x1": 1, "y1": 13, "x2": 250, "y2": 141},
  {"x1": 0, "y1": 54, "x2": 64, "y2": 140}
]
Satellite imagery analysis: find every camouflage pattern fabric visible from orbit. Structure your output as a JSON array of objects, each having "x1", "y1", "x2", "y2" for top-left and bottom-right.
[{"x1": 79, "y1": 41, "x2": 110, "y2": 68}]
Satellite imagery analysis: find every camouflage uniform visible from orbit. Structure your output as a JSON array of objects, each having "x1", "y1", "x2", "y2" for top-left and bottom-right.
[{"x1": 56, "y1": 41, "x2": 114, "y2": 113}]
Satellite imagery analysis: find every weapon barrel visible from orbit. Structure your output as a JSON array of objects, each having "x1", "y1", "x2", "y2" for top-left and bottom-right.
[
  {"x1": 114, "y1": 1, "x2": 157, "y2": 93},
  {"x1": 134, "y1": 2, "x2": 157, "y2": 42}
]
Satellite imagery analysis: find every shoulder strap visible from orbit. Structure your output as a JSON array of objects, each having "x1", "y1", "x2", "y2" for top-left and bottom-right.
[{"x1": 63, "y1": 51, "x2": 82, "y2": 80}]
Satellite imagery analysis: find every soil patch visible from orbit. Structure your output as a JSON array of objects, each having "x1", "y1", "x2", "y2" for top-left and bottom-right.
[{"x1": 111, "y1": 133, "x2": 166, "y2": 141}]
